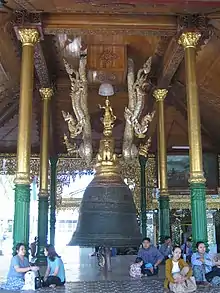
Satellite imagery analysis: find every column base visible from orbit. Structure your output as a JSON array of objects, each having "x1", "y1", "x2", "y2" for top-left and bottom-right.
[
  {"x1": 36, "y1": 196, "x2": 49, "y2": 265},
  {"x1": 13, "y1": 184, "x2": 30, "y2": 255},
  {"x1": 190, "y1": 182, "x2": 208, "y2": 250},
  {"x1": 159, "y1": 196, "x2": 170, "y2": 244}
]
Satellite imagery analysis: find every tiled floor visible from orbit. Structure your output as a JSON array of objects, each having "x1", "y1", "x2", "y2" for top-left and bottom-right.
[{"x1": 0, "y1": 247, "x2": 219, "y2": 292}]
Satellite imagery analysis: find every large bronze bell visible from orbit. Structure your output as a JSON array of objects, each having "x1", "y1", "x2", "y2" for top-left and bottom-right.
[
  {"x1": 68, "y1": 97, "x2": 142, "y2": 247},
  {"x1": 68, "y1": 172, "x2": 141, "y2": 247}
]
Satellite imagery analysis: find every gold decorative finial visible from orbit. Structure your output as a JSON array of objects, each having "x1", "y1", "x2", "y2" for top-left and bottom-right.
[
  {"x1": 99, "y1": 97, "x2": 116, "y2": 137},
  {"x1": 139, "y1": 137, "x2": 151, "y2": 158},
  {"x1": 18, "y1": 28, "x2": 40, "y2": 46},
  {"x1": 39, "y1": 88, "x2": 53, "y2": 100},
  {"x1": 178, "y1": 32, "x2": 201, "y2": 49},
  {"x1": 95, "y1": 98, "x2": 118, "y2": 175},
  {"x1": 153, "y1": 89, "x2": 168, "y2": 102}
]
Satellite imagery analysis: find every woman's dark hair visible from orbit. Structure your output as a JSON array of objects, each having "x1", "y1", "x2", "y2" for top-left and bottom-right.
[
  {"x1": 135, "y1": 257, "x2": 143, "y2": 263},
  {"x1": 196, "y1": 241, "x2": 205, "y2": 249},
  {"x1": 172, "y1": 245, "x2": 181, "y2": 253},
  {"x1": 14, "y1": 243, "x2": 25, "y2": 256},
  {"x1": 45, "y1": 244, "x2": 60, "y2": 261}
]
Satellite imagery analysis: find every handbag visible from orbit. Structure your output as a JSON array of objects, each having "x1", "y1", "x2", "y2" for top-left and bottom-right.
[
  {"x1": 22, "y1": 271, "x2": 36, "y2": 291},
  {"x1": 35, "y1": 271, "x2": 44, "y2": 289},
  {"x1": 184, "y1": 276, "x2": 197, "y2": 292},
  {"x1": 169, "y1": 277, "x2": 197, "y2": 293}
]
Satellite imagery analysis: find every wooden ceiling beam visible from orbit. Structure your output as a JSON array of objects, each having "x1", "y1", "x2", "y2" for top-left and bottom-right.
[
  {"x1": 147, "y1": 35, "x2": 184, "y2": 140},
  {"x1": 170, "y1": 82, "x2": 220, "y2": 148},
  {"x1": 33, "y1": 44, "x2": 58, "y2": 157},
  {"x1": 0, "y1": 100, "x2": 19, "y2": 129},
  {"x1": 42, "y1": 13, "x2": 177, "y2": 36},
  {"x1": 34, "y1": 44, "x2": 50, "y2": 88}
]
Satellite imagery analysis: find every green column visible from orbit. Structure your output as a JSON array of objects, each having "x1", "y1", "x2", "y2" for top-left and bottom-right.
[
  {"x1": 13, "y1": 185, "x2": 30, "y2": 254},
  {"x1": 190, "y1": 182, "x2": 208, "y2": 248},
  {"x1": 13, "y1": 28, "x2": 39, "y2": 254},
  {"x1": 50, "y1": 157, "x2": 58, "y2": 246},
  {"x1": 139, "y1": 155, "x2": 147, "y2": 238},
  {"x1": 37, "y1": 196, "x2": 48, "y2": 263},
  {"x1": 179, "y1": 32, "x2": 208, "y2": 250},
  {"x1": 159, "y1": 195, "x2": 170, "y2": 243}
]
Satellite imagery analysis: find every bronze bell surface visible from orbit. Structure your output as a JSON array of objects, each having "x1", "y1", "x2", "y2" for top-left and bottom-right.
[
  {"x1": 68, "y1": 171, "x2": 141, "y2": 247},
  {"x1": 68, "y1": 97, "x2": 142, "y2": 247}
]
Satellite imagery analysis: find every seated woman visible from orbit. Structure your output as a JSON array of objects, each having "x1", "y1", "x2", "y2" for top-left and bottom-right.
[
  {"x1": 164, "y1": 246, "x2": 194, "y2": 293},
  {"x1": 0, "y1": 243, "x2": 39, "y2": 291},
  {"x1": 43, "y1": 244, "x2": 66, "y2": 288},
  {"x1": 191, "y1": 241, "x2": 212, "y2": 285},
  {"x1": 205, "y1": 254, "x2": 220, "y2": 286}
]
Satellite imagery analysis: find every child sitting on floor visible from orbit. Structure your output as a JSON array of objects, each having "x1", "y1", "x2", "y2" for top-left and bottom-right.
[{"x1": 129, "y1": 257, "x2": 143, "y2": 278}]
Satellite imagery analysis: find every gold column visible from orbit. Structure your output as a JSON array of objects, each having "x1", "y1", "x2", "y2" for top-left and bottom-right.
[
  {"x1": 178, "y1": 32, "x2": 208, "y2": 248},
  {"x1": 153, "y1": 89, "x2": 170, "y2": 241},
  {"x1": 15, "y1": 28, "x2": 39, "y2": 184},
  {"x1": 39, "y1": 88, "x2": 53, "y2": 193},
  {"x1": 178, "y1": 32, "x2": 204, "y2": 183},
  {"x1": 37, "y1": 87, "x2": 53, "y2": 263},
  {"x1": 13, "y1": 28, "x2": 39, "y2": 253},
  {"x1": 153, "y1": 89, "x2": 168, "y2": 194}
]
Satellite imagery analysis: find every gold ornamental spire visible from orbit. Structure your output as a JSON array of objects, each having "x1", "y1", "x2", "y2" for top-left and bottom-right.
[
  {"x1": 96, "y1": 98, "x2": 118, "y2": 176},
  {"x1": 99, "y1": 97, "x2": 116, "y2": 137}
]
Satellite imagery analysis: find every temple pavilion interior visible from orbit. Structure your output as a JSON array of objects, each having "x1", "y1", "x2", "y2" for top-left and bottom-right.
[{"x1": 1, "y1": 0, "x2": 220, "y2": 267}]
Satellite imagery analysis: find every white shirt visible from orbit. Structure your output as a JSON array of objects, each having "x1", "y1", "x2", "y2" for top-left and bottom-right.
[{"x1": 172, "y1": 260, "x2": 180, "y2": 274}]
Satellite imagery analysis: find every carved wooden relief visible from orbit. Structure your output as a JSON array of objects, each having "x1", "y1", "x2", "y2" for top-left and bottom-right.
[{"x1": 87, "y1": 45, "x2": 127, "y2": 84}]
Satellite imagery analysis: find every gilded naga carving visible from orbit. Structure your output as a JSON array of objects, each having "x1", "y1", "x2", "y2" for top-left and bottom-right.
[
  {"x1": 62, "y1": 111, "x2": 83, "y2": 138},
  {"x1": 123, "y1": 57, "x2": 154, "y2": 160},
  {"x1": 63, "y1": 57, "x2": 92, "y2": 163},
  {"x1": 63, "y1": 134, "x2": 79, "y2": 156}
]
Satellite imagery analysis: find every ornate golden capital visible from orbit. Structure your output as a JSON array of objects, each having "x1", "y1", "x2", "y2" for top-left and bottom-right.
[
  {"x1": 18, "y1": 28, "x2": 39, "y2": 46},
  {"x1": 39, "y1": 88, "x2": 53, "y2": 100},
  {"x1": 189, "y1": 171, "x2": 206, "y2": 184},
  {"x1": 153, "y1": 89, "x2": 168, "y2": 102},
  {"x1": 178, "y1": 32, "x2": 201, "y2": 49}
]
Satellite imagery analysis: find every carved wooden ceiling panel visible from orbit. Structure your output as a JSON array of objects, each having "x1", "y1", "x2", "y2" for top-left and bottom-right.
[
  {"x1": 7, "y1": 0, "x2": 220, "y2": 14},
  {"x1": 1, "y1": 6, "x2": 220, "y2": 154}
]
